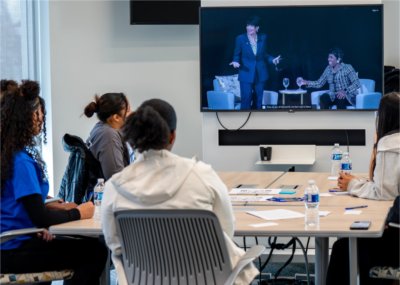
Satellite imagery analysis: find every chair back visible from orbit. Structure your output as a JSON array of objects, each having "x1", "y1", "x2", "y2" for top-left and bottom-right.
[
  {"x1": 359, "y1": 79, "x2": 375, "y2": 93},
  {"x1": 115, "y1": 209, "x2": 232, "y2": 285},
  {"x1": 58, "y1": 134, "x2": 104, "y2": 204}
]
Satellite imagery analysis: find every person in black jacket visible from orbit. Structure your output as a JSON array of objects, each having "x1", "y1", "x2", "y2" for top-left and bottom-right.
[
  {"x1": 326, "y1": 196, "x2": 399, "y2": 285},
  {"x1": 0, "y1": 80, "x2": 107, "y2": 284}
]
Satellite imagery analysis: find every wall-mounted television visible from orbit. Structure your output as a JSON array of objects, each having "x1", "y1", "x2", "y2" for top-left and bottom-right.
[
  {"x1": 200, "y1": 5, "x2": 383, "y2": 112},
  {"x1": 130, "y1": 1, "x2": 200, "y2": 25}
]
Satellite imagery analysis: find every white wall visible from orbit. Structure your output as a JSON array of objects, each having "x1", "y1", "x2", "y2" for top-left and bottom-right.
[
  {"x1": 49, "y1": 1, "x2": 202, "y2": 189},
  {"x1": 49, "y1": 0, "x2": 398, "y2": 190}
]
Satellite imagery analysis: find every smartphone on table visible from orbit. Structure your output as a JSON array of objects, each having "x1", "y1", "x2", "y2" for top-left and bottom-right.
[{"x1": 350, "y1": 221, "x2": 371, "y2": 230}]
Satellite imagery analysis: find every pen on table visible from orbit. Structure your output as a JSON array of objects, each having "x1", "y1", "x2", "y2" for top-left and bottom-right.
[{"x1": 345, "y1": 205, "x2": 368, "y2": 210}]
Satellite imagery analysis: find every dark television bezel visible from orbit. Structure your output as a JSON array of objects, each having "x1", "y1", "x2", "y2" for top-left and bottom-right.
[
  {"x1": 199, "y1": 4, "x2": 384, "y2": 113},
  {"x1": 130, "y1": 0, "x2": 200, "y2": 25}
]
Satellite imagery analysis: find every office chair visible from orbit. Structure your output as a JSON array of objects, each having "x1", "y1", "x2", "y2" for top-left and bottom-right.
[
  {"x1": 115, "y1": 209, "x2": 265, "y2": 285},
  {"x1": 0, "y1": 228, "x2": 74, "y2": 284}
]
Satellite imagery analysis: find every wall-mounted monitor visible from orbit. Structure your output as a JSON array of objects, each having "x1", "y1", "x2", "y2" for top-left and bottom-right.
[
  {"x1": 200, "y1": 5, "x2": 383, "y2": 112},
  {"x1": 130, "y1": 1, "x2": 200, "y2": 25}
]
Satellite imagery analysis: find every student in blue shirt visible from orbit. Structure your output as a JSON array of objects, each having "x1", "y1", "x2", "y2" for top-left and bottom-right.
[{"x1": 0, "y1": 80, "x2": 107, "y2": 284}]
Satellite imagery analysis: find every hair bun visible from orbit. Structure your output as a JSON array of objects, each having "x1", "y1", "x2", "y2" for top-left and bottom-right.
[{"x1": 20, "y1": 80, "x2": 40, "y2": 100}]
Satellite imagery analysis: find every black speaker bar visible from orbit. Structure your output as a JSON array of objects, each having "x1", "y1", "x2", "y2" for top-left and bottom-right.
[{"x1": 218, "y1": 129, "x2": 365, "y2": 146}]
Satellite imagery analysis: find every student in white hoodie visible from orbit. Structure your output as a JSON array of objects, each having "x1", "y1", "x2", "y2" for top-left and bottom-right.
[
  {"x1": 337, "y1": 92, "x2": 400, "y2": 200},
  {"x1": 101, "y1": 98, "x2": 259, "y2": 285},
  {"x1": 327, "y1": 92, "x2": 400, "y2": 285}
]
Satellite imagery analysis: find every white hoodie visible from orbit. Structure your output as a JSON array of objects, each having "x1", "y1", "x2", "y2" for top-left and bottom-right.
[
  {"x1": 348, "y1": 132, "x2": 400, "y2": 200},
  {"x1": 101, "y1": 149, "x2": 259, "y2": 285}
]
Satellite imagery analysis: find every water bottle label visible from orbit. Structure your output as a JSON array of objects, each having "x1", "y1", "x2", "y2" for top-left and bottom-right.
[
  {"x1": 305, "y1": 193, "x2": 319, "y2": 203},
  {"x1": 332, "y1": 153, "x2": 342, "y2": 160},
  {"x1": 94, "y1": 191, "x2": 103, "y2": 201},
  {"x1": 341, "y1": 163, "x2": 352, "y2": 171}
]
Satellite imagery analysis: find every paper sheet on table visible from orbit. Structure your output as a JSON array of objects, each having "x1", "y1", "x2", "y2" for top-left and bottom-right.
[
  {"x1": 250, "y1": 222, "x2": 279, "y2": 228},
  {"x1": 230, "y1": 188, "x2": 281, "y2": 195},
  {"x1": 247, "y1": 209, "x2": 305, "y2": 220},
  {"x1": 320, "y1": 193, "x2": 333, "y2": 197},
  {"x1": 332, "y1": 191, "x2": 349, "y2": 195},
  {"x1": 344, "y1": 210, "x2": 362, "y2": 215},
  {"x1": 230, "y1": 195, "x2": 272, "y2": 202},
  {"x1": 328, "y1": 176, "x2": 338, "y2": 181},
  {"x1": 319, "y1": 211, "x2": 331, "y2": 217}
]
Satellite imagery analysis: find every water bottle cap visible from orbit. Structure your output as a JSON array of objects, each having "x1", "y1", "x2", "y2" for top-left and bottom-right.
[
  {"x1": 308, "y1": 179, "x2": 315, "y2": 185},
  {"x1": 97, "y1": 178, "x2": 104, "y2": 183}
]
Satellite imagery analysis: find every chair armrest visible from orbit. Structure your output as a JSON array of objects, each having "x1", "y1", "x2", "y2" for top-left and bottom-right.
[
  {"x1": 224, "y1": 245, "x2": 265, "y2": 285},
  {"x1": 207, "y1": 91, "x2": 237, "y2": 110},
  {"x1": 389, "y1": 222, "x2": 400, "y2": 229},
  {"x1": 1, "y1": 228, "x2": 45, "y2": 244},
  {"x1": 355, "y1": 92, "x2": 382, "y2": 109},
  {"x1": 311, "y1": 90, "x2": 328, "y2": 109}
]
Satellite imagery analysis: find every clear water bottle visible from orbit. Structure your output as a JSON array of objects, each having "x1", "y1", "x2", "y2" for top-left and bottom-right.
[
  {"x1": 93, "y1": 178, "x2": 105, "y2": 219},
  {"x1": 341, "y1": 152, "x2": 352, "y2": 174},
  {"x1": 304, "y1": 180, "x2": 320, "y2": 227},
  {"x1": 330, "y1": 143, "x2": 343, "y2": 177}
]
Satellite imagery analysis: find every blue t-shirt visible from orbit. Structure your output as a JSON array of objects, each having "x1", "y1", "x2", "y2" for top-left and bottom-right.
[{"x1": 1, "y1": 151, "x2": 49, "y2": 250}]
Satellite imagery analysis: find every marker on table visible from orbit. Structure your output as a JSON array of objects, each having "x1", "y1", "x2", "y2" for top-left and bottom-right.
[{"x1": 345, "y1": 205, "x2": 368, "y2": 210}]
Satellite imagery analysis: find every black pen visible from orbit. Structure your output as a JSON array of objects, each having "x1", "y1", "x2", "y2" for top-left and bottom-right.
[{"x1": 345, "y1": 205, "x2": 368, "y2": 210}]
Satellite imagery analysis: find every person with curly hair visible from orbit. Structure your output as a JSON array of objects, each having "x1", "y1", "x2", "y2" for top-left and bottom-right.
[
  {"x1": 0, "y1": 79, "x2": 18, "y2": 98},
  {"x1": 101, "y1": 98, "x2": 259, "y2": 285},
  {"x1": 0, "y1": 80, "x2": 108, "y2": 284},
  {"x1": 84, "y1": 93, "x2": 131, "y2": 180}
]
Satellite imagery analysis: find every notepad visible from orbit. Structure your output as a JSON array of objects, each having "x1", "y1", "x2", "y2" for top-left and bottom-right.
[
  {"x1": 247, "y1": 209, "x2": 305, "y2": 221},
  {"x1": 230, "y1": 188, "x2": 281, "y2": 195},
  {"x1": 230, "y1": 195, "x2": 272, "y2": 202}
]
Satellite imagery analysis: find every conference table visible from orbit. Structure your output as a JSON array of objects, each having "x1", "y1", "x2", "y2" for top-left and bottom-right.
[
  {"x1": 49, "y1": 171, "x2": 392, "y2": 285},
  {"x1": 225, "y1": 171, "x2": 392, "y2": 285}
]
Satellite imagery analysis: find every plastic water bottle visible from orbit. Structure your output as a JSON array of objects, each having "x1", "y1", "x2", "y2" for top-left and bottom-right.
[
  {"x1": 93, "y1": 178, "x2": 105, "y2": 219},
  {"x1": 341, "y1": 152, "x2": 352, "y2": 174},
  {"x1": 330, "y1": 143, "x2": 343, "y2": 177},
  {"x1": 304, "y1": 180, "x2": 320, "y2": 227}
]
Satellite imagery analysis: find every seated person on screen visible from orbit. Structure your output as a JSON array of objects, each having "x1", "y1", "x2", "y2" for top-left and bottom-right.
[
  {"x1": 84, "y1": 92, "x2": 132, "y2": 180},
  {"x1": 101, "y1": 98, "x2": 259, "y2": 285},
  {"x1": 327, "y1": 196, "x2": 399, "y2": 285},
  {"x1": 298, "y1": 47, "x2": 360, "y2": 109},
  {"x1": 0, "y1": 80, "x2": 107, "y2": 284},
  {"x1": 337, "y1": 92, "x2": 400, "y2": 200}
]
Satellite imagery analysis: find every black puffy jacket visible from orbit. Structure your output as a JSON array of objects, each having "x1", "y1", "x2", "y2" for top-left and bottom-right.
[{"x1": 58, "y1": 134, "x2": 104, "y2": 204}]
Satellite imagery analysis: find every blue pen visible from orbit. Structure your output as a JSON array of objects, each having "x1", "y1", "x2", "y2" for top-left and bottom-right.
[
  {"x1": 345, "y1": 205, "x2": 368, "y2": 210},
  {"x1": 329, "y1": 189, "x2": 342, "y2": 193},
  {"x1": 268, "y1": 197, "x2": 304, "y2": 202}
]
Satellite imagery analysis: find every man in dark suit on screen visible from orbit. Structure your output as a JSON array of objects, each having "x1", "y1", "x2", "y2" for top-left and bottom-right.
[{"x1": 230, "y1": 16, "x2": 281, "y2": 109}]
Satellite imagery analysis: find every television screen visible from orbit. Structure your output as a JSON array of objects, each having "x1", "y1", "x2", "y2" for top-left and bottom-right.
[
  {"x1": 130, "y1": 0, "x2": 200, "y2": 25},
  {"x1": 200, "y1": 5, "x2": 383, "y2": 111}
]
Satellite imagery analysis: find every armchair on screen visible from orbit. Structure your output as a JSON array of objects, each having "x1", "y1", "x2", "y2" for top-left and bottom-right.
[
  {"x1": 115, "y1": 209, "x2": 265, "y2": 285},
  {"x1": 311, "y1": 79, "x2": 382, "y2": 109},
  {"x1": 0, "y1": 228, "x2": 74, "y2": 284},
  {"x1": 207, "y1": 74, "x2": 278, "y2": 110}
]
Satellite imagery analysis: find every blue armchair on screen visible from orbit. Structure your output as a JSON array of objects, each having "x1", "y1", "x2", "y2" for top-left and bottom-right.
[
  {"x1": 207, "y1": 74, "x2": 278, "y2": 110},
  {"x1": 311, "y1": 79, "x2": 382, "y2": 109}
]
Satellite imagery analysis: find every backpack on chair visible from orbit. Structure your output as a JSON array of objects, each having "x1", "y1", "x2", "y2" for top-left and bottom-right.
[{"x1": 58, "y1": 133, "x2": 104, "y2": 204}]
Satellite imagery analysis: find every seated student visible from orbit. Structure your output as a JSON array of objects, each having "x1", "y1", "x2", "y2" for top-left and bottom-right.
[
  {"x1": 0, "y1": 80, "x2": 107, "y2": 284},
  {"x1": 326, "y1": 196, "x2": 399, "y2": 285},
  {"x1": 327, "y1": 92, "x2": 400, "y2": 285},
  {"x1": 337, "y1": 92, "x2": 400, "y2": 200},
  {"x1": 1, "y1": 79, "x2": 18, "y2": 98},
  {"x1": 84, "y1": 93, "x2": 131, "y2": 180},
  {"x1": 101, "y1": 98, "x2": 259, "y2": 285}
]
